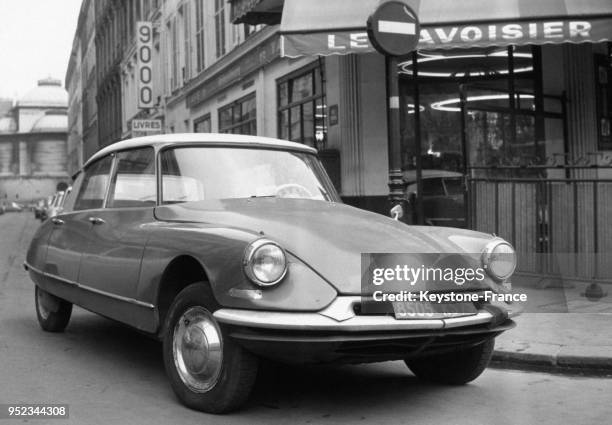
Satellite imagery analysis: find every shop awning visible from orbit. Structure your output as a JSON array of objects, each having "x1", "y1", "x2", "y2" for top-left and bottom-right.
[{"x1": 280, "y1": 0, "x2": 612, "y2": 57}]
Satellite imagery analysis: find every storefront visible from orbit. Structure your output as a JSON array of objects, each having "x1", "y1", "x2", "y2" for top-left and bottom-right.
[
  {"x1": 228, "y1": 0, "x2": 612, "y2": 282},
  {"x1": 283, "y1": 0, "x2": 612, "y2": 282}
]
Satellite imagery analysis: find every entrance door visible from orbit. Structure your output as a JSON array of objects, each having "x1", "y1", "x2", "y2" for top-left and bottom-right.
[{"x1": 399, "y1": 79, "x2": 467, "y2": 227}]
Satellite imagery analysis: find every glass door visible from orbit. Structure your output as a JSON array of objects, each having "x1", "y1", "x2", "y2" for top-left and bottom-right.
[{"x1": 460, "y1": 79, "x2": 539, "y2": 179}]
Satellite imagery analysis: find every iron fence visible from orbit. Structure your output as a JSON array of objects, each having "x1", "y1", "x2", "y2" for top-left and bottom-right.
[{"x1": 468, "y1": 178, "x2": 612, "y2": 282}]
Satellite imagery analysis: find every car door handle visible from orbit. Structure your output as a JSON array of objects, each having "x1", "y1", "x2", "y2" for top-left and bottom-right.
[
  {"x1": 88, "y1": 217, "x2": 106, "y2": 225},
  {"x1": 51, "y1": 217, "x2": 64, "y2": 225}
]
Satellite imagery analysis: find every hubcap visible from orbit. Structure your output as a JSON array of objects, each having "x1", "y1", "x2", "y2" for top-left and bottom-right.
[{"x1": 172, "y1": 307, "x2": 223, "y2": 393}]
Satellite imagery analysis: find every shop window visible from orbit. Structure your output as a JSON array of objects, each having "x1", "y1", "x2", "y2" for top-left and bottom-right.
[
  {"x1": 194, "y1": 114, "x2": 211, "y2": 133},
  {"x1": 277, "y1": 62, "x2": 327, "y2": 148},
  {"x1": 399, "y1": 46, "x2": 544, "y2": 179},
  {"x1": 218, "y1": 94, "x2": 257, "y2": 135}
]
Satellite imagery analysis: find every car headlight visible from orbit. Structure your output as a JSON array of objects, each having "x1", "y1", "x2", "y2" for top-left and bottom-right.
[
  {"x1": 243, "y1": 239, "x2": 287, "y2": 286},
  {"x1": 482, "y1": 239, "x2": 516, "y2": 281}
]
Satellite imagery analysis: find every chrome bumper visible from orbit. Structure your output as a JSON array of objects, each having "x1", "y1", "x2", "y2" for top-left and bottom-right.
[{"x1": 213, "y1": 296, "x2": 521, "y2": 332}]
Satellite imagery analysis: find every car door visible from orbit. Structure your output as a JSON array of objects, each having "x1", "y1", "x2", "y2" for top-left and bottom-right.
[
  {"x1": 77, "y1": 147, "x2": 156, "y2": 304},
  {"x1": 44, "y1": 155, "x2": 113, "y2": 283}
]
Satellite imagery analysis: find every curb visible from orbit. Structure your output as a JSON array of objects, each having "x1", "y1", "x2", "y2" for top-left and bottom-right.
[{"x1": 491, "y1": 346, "x2": 612, "y2": 375}]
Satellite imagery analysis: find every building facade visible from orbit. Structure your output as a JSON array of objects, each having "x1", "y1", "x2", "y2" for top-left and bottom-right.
[
  {"x1": 66, "y1": 0, "x2": 612, "y2": 282},
  {"x1": 80, "y1": 0, "x2": 99, "y2": 164},
  {"x1": 65, "y1": 0, "x2": 98, "y2": 175},
  {"x1": 94, "y1": 0, "x2": 124, "y2": 148},
  {"x1": 66, "y1": 35, "x2": 82, "y2": 176},
  {"x1": 0, "y1": 78, "x2": 70, "y2": 202}
]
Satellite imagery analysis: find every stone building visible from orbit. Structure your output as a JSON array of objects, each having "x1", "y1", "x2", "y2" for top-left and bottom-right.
[{"x1": 0, "y1": 78, "x2": 70, "y2": 202}]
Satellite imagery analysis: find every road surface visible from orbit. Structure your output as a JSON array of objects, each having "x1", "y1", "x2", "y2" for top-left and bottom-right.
[{"x1": 1, "y1": 212, "x2": 611, "y2": 425}]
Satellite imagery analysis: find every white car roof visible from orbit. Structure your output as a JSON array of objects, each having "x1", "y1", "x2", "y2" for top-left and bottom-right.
[{"x1": 84, "y1": 133, "x2": 317, "y2": 169}]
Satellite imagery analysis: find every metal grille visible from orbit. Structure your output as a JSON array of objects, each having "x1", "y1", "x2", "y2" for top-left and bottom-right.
[{"x1": 468, "y1": 178, "x2": 612, "y2": 282}]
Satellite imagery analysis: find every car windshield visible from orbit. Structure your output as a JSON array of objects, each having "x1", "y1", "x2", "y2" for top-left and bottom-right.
[
  {"x1": 421, "y1": 179, "x2": 445, "y2": 196},
  {"x1": 444, "y1": 178, "x2": 464, "y2": 195},
  {"x1": 160, "y1": 146, "x2": 337, "y2": 203}
]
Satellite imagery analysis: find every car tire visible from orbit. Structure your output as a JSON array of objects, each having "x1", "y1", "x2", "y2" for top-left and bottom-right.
[
  {"x1": 35, "y1": 286, "x2": 72, "y2": 332},
  {"x1": 162, "y1": 283, "x2": 258, "y2": 414},
  {"x1": 406, "y1": 338, "x2": 494, "y2": 385}
]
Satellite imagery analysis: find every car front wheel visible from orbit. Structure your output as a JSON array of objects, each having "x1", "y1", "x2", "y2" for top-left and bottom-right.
[
  {"x1": 406, "y1": 338, "x2": 495, "y2": 384},
  {"x1": 162, "y1": 283, "x2": 258, "y2": 414},
  {"x1": 35, "y1": 286, "x2": 72, "y2": 332}
]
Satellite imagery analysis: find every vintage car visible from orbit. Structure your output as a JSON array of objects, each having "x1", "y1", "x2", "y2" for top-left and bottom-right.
[
  {"x1": 403, "y1": 169, "x2": 466, "y2": 228},
  {"x1": 2, "y1": 201, "x2": 23, "y2": 213},
  {"x1": 37, "y1": 190, "x2": 67, "y2": 221},
  {"x1": 38, "y1": 195, "x2": 56, "y2": 221},
  {"x1": 25, "y1": 134, "x2": 518, "y2": 413},
  {"x1": 46, "y1": 189, "x2": 69, "y2": 220},
  {"x1": 33, "y1": 198, "x2": 47, "y2": 220}
]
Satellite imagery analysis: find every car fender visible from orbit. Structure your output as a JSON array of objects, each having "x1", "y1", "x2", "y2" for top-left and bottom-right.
[{"x1": 138, "y1": 222, "x2": 337, "y2": 317}]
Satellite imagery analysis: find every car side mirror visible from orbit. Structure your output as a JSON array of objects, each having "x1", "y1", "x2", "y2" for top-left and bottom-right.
[{"x1": 390, "y1": 204, "x2": 404, "y2": 221}]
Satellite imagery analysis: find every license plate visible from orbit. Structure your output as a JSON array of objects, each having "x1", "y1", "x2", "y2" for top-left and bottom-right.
[{"x1": 392, "y1": 301, "x2": 477, "y2": 320}]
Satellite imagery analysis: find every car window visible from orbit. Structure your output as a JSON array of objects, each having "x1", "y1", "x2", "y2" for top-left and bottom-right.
[
  {"x1": 160, "y1": 147, "x2": 333, "y2": 203},
  {"x1": 107, "y1": 147, "x2": 156, "y2": 208},
  {"x1": 421, "y1": 178, "x2": 445, "y2": 196},
  {"x1": 63, "y1": 174, "x2": 83, "y2": 212},
  {"x1": 443, "y1": 177, "x2": 464, "y2": 195},
  {"x1": 74, "y1": 155, "x2": 113, "y2": 211}
]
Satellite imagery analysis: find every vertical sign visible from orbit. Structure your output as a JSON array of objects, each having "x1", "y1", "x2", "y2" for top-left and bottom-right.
[{"x1": 137, "y1": 22, "x2": 154, "y2": 109}]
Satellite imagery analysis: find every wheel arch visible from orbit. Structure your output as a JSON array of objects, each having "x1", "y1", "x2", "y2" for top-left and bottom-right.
[{"x1": 155, "y1": 254, "x2": 214, "y2": 337}]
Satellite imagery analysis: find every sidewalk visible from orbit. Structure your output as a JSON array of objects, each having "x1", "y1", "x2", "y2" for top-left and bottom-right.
[{"x1": 491, "y1": 276, "x2": 612, "y2": 374}]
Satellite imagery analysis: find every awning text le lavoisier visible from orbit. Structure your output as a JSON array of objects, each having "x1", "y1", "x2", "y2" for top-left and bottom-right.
[{"x1": 279, "y1": 0, "x2": 612, "y2": 57}]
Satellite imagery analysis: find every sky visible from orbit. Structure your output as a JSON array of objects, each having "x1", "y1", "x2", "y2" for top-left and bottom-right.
[{"x1": 0, "y1": 0, "x2": 82, "y2": 100}]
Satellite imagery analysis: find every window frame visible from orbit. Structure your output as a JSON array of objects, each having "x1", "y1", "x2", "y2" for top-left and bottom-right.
[
  {"x1": 194, "y1": 113, "x2": 212, "y2": 133},
  {"x1": 156, "y1": 144, "x2": 341, "y2": 204},
  {"x1": 277, "y1": 61, "x2": 327, "y2": 147},
  {"x1": 72, "y1": 153, "x2": 115, "y2": 212},
  {"x1": 106, "y1": 146, "x2": 157, "y2": 209},
  {"x1": 218, "y1": 93, "x2": 257, "y2": 135},
  {"x1": 61, "y1": 172, "x2": 84, "y2": 213},
  {"x1": 72, "y1": 146, "x2": 159, "y2": 212},
  {"x1": 194, "y1": 0, "x2": 206, "y2": 72},
  {"x1": 398, "y1": 45, "x2": 555, "y2": 178},
  {"x1": 214, "y1": 0, "x2": 226, "y2": 58}
]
